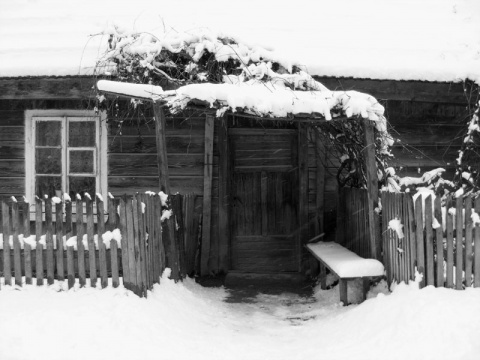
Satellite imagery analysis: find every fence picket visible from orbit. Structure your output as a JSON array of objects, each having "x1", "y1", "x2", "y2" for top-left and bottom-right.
[
  {"x1": 86, "y1": 196, "x2": 97, "y2": 287},
  {"x1": 424, "y1": 195, "x2": 434, "y2": 286},
  {"x1": 23, "y1": 201, "x2": 32, "y2": 285},
  {"x1": 12, "y1": 201, "x2": 22, "y2": 286},
  {"x1": 96, "y1": 196, "x2": 108, "y2": 289},
  {"x1": 135, "y1": 194, "x2": 147, "y2": 297},
  {"x1": 414, "y1": 196, "x2": 425, "y2": 288},
  {"x1": 172, "y1": 194, "x2": 186, "y2": 279},
  {"x1": 434, "y1": 197, "x2": 444, "y2": 287},
  {"x1": 446, "y1": 196, "x2": 454, "y2": 288},
  {"x1": 65, "y1": 199, "x2": 75, "y2": 289},
  {"x1": 45, "y1": 198, "x2": 55, "y2": 285},
  {"x1": 35, "y1": 197, "x2": 44, "y2": 286},
  {"x1": 464, "y1": 196, "x2": 473, "y2": 287},
  {"x1": 2, "y1": 201, "x2": 11, "y2": 286},
  {"x1": 107, "y1": 195, "x2": 119, "y2": 288},
  {"x1": 474, "y1": 196, "x2": 480, "y2": 287},
  {"x1": 455, "y1": 196, "x2": 463, "y2": 289},
  {"x1": 154, "y1": 194, "x2": 164, "y2": 279},
  {"x1": 119, "y1": 196, "x2": 130, "y2": 291},
  {"x1": 55, "y1": 201, "x2": 65, "y2": 281},
  {"x1": 126, "y1": 197, "x2": 137, "y2": 294},
  {"x1": 76, "y1": 196, "x2": 86, "y2": 287}
]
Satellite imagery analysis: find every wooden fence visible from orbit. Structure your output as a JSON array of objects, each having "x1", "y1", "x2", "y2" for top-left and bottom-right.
[
  {"x1": 336, "y1": 187, "x2": 372, "y2": 258},
  {"x1": 0, "y1": 193, "x2": 201, "y2": 297},
  {"x1": 382, "y1": 192, "x2": 480, "y2": 289}
]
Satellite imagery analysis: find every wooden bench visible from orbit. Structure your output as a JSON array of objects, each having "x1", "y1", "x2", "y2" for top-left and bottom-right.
[{"x1": 306, "y1": 241, "x2": 384, "y2": 305}]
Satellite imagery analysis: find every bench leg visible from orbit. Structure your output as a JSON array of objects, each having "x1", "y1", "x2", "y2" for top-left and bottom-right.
[
  {"x1": 339, "y1": 279, "x2": 348, "y2": 305},
  {"x1": 362, "y1": 278, "x2": 370, "y2": 302},
  {"x1": 320, "y1": 263, "x2": 327, "y2": 290}
]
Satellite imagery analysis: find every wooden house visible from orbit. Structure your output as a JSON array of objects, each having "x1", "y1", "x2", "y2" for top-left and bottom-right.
[{"x1": 0, "y1": 75, "x2": 477, "y2": 279}]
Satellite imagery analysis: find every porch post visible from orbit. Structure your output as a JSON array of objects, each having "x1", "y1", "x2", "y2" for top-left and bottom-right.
[
  {"x1": 362, "y1": 119, "x2": 380, "y2": 260},
  {"x1": 153, "y1": 103, "x2": 171, "y2": 194}
]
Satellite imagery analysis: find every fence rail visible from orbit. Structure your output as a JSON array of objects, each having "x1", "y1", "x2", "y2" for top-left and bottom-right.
[
  {"x1": 0, "y1": 193, "x2": 201, "y2": 297},
  {"x1": 382, "y1": 192, "x2": 480, "y2": 289}
]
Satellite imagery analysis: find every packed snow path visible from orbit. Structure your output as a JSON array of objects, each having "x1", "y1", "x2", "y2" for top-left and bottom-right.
[{"x1": 0, "y1": 272, "x2": 480, "y2": 360}]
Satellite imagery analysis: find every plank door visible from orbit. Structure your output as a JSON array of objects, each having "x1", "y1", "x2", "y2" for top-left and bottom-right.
[{"x1": 229, "y1": 129, "x2": 299, "y2": 272}]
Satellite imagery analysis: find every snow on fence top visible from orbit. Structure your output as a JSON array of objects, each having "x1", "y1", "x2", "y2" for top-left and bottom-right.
[{"x1": 1, "y1": 0, "x2": 480, "y2": 84}]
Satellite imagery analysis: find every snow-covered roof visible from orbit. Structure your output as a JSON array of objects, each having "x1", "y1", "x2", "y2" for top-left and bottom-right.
[{"x1": 1, "y1": 0, "x2": 480, "y2": 83}]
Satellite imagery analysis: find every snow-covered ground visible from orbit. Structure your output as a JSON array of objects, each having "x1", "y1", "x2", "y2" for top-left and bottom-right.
[{"x1": 1, "y1": 271, "x2": 479, "y2": 360}]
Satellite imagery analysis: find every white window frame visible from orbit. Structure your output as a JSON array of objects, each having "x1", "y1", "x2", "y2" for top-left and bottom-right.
[{"x1": 25, "y1": 110, "x2": 108, "y2": 204}]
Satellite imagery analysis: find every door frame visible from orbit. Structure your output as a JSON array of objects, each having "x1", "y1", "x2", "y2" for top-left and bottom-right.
[{"x1": 219, "y1": 118, "x2": 308, "y2": 273}]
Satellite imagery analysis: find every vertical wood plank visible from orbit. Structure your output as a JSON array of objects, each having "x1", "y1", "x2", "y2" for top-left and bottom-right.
[
  {"x1": 119, "y1": 196, "x2": 130, "y2": 290},
  {"x1": 315, "y1": 130, "x2": 325, "y2": 235},
  {"x1": 12, "y1": 200, "x2": 22, "y2": 286},
  {"x1": 363, "y1": 119, "x2": 379, "y2": 259},
  {"x1": 86, "y1": 196, "x2": 96, "y2": 287},
  {"x1": 261, "y1": 171, "x2": 268, "y2": 236},
  {"x1": 135, "y1": 194, "x2": 147, "y2": 296},
  {"x1": 96, "y1": 195, "x2": 108, "y2": 288},
  {"x1": 446, "y1": 196, "x2": 454, "y2": 288},
  {"x1": 23, "y1": 201, "x2": 32, "y2": 285},
  {"x1": 381, "y1": 192, "x2": 390, "y2": 285},
  {"x1": 35, "y1": 197, "x2": 43, "y2": 286},
  {"x1": 455, "y1": 196, "x2": 463, "y2": 289},
  {"x1": 434, "y1": 196, "x2": 444, "y2": 287},
  {"x1": 474, "y1": 196, "x2": 480, "y2": 287},
  {"x1": 65, "y1": 198, "x2": 75, "y2": 289},
  {"x1": 55, "y1": 201, "x2": 64, "y2": 282},
  {"x1": 464, "y1": 195, "x2": 473, "y2": 287},
  {"x1": 200, "y1": 113, "x2": 214, "y2": 276},
  {"x1": 108, "y1": 194, "x2": 119, "y2": 288},
  {"x1": 414, "y1": 195, "x2": 425, "y2": 288},
  {"x1": 2, "y1": 201, "x2": 11, "y2": 286},
  {"x1": 154, "y1": 194, "x2": 164, "y2": 279},
  {"x1": 76, "y1": 196, "x2": 86, "y2": 287},
  {"x1": 298, "y1": 123, "x2": 309, "y2": 271},
  {"x1": 126, "y1": 197, "x2": 138, "y2": 294},
  {"x1": 153, "y1": 104, "x2": 171, "y2": 194},
  {"x1": 172, "y1": 194, "x2": 186, "y2": 279},
  {"x1": 147, "y1": 194, "x2": 155, "y2": 287},
  {"x1": 183, "y1": 194, "x2": 196, "y2": 276},
  {"x1": 424, "y1": 195, "x2": 434, "y2": 286},
  {"x1": 45, "y1": 198, "x2": 54, "y2": 285},
  {"x1": 218, "y1": 117, "x2": 230, "y2": 272}
]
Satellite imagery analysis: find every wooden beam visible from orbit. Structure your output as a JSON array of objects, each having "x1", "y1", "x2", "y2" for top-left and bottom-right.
[
  {"x1": 200, "y1": 114, "x2": 214, "y2": 275},
  {"x1": 217, "y1": 117, "x2": 230, "y2": 272},
  {"x1": 314, "y1": 76, "x2": 477, "y2": 105},
  {"x1": 315, "y1": 130, "x2": 325, "y2": 234},
  {"x1": 362, "y1": 119, "x2": 380, "y2": 260},
  {"x1": 0, "y1": 77, "x2": 95, "y2": 100},
  {"x1": 153, "y1": 104, "x2": 170, "y2": 193},
  {"x1": 298, "y1": 123, "x2": 309, "y2": 271}
]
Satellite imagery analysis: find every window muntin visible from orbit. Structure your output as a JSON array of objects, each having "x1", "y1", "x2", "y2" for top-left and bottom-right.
[{"x1": 26, "y1": 111, "x2": 107, "y2": 202}]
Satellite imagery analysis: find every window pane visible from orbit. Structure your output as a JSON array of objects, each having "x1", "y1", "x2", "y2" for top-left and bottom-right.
[
  {"x1": 69, "y1": 150, "x2": 94, "y2": 174},
  {"x1": 69, "y1": 121, "x2": 95, "y2": 147},
  {"x1": 36, "y1": 121, "x2": 61, "y2": 146},
  {"x1": 36, "y1": 176, "x2": 62, "y2": 198},
  {"x1": 35, "y1": 148, "x2": 61, "y2": 174},
  {"x1": 69, "y1": 176, "x2": 95, "y2": 198}
]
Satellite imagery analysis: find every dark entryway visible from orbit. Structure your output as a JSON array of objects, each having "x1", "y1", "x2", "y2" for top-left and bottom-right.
[{"x1": 229, "y1": 128, "x2": 300, "y2": 272}]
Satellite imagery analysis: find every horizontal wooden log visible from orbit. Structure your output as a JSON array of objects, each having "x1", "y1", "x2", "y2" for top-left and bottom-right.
[
  {"x1": 108, "y1": 154, "x2": 205, "y2": 176},
  {"x1": 390, "y1": 145, "x2": 463, "y2": 167},
  {"x1": 315, "y1": 77, "x2": 477, "y2": 104},
  {"x1": 108, "y1": 135, "x2": 205, "y2": 154},
  {"x1": 0, "y1": 141, "x2": 24, "y2": 159},
  {"x1": 0, "y1": 160, "x2": 24, "y2": 177},
  {"x1": 0, "y1": 111, "x2": 25, "y2": 126},
  {"x1": 0, "y1": 126, "x2": 24, "y2": 141},
  {"x1": 108, "y1": 176, "x2": 206, "y2": 195},
  {"x1": 108, "y1": 116, "x2": 205, "y2": 136},
  {"x1": 0, "y1": 77, "x2": 95, "y2": 100},
  {"x1": 390, "y1": 124, "x2": 466, "y2": 146},
  {"x1": 0, "y1": 178, "x2": 24, "y2": 196}
]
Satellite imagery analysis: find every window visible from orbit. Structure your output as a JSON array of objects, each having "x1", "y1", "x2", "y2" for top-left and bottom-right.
[{"x1": 25, "y1": 110, "x2": 107, "y2": 202}]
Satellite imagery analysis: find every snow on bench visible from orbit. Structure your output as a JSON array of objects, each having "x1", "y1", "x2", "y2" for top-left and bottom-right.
[{"x1": 306, "y1": 241, "x2": 384, "y2": 305}]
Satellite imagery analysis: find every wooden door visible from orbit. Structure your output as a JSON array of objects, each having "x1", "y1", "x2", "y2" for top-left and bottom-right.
[{"x1": 229, "y1": 129, "x2": 299, "y2": 272}]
